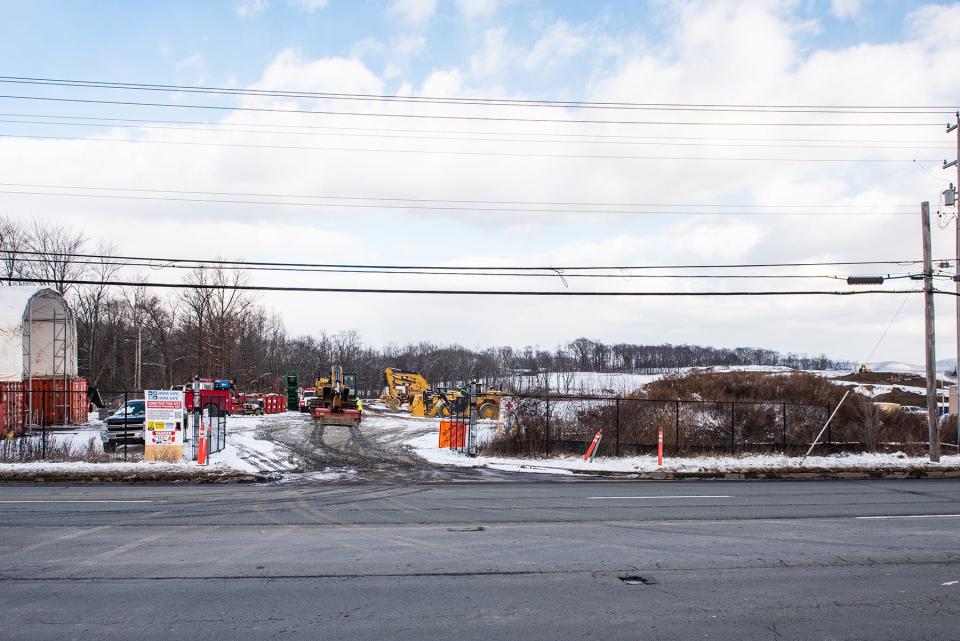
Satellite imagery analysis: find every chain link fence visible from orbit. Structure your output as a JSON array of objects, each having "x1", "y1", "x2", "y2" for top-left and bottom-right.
[{"x1": 487, "y1": 394, "x2": 842, "y2": 457}]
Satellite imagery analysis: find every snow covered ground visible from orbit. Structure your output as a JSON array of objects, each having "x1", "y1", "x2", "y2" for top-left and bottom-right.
[
  {"x1": 503, "y1": 366, "x2": 904, "y2": 397},
  {"x1": 507, "y1": 371, "x2": 663, "y2": 395},
  {"x1": 3, "y1": 408, "x2": 958, "y2": 479},
  {"x1": 214, "y1": 413, "x2": 301, "y2": 474},
  {"x1": 0, "y1": 413, "x2": 298, "y2": 476},
  {"x1": 403, "y1": 431, "x2": 960, "y2": 475}
]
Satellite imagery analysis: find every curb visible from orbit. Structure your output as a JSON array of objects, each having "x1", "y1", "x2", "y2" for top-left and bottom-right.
[
  {"x1": 0, "y1": 470, "x2": 276, "y2": 484},
  {"x1": 565, "y1": 466, "x2": 960, "y2": 480}
]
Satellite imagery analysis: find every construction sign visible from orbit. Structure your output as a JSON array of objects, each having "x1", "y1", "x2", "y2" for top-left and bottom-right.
[{"x1": 143, "y1": 389, "x2": 185, "y2": 462}]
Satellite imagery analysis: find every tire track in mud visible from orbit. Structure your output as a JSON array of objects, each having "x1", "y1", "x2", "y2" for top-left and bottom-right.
[{"x1": 258, "y1": 413, "x2": 495, "y2": 482}]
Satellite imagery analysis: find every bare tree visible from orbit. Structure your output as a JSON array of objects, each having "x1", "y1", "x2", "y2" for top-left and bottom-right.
[
  {"x1": 24, "y1": 220, "x2": 87, "y2": 295},
  {"x1": 0, "y1": 215, "x2": 27, "y2": 285},
  {"x1": 73, "y1": 241, "x2": 121, "y2": 384}
]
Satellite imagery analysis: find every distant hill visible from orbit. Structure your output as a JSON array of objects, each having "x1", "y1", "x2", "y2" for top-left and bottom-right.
[{"x1": 866, "y1": 359, "x2": 957, "y2": 375}]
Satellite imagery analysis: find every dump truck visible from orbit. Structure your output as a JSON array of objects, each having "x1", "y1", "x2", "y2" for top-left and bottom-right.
[
  {"x1": 309, "y1": 365, "x2": 362, "y2": 427},
  {"x1": 380, "y1": 367, "x2": 504, "y2": 419}
]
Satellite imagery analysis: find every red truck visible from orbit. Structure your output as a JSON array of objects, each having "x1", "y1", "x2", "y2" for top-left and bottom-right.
[{"x1": 177, "y1": 378, "x2": 238, "y2": 416}]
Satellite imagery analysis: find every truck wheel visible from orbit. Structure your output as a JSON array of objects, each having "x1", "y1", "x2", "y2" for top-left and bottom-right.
[{"x1": 478, "y1": 402, "x2": 498, "y2": 420}]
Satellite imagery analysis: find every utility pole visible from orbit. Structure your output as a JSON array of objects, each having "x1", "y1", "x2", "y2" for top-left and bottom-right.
[
  {"x1": 134, "y1": 324, "x2": 142, "y2": 391},
  {"x1": 943, "y1": 112, "x2": 959, "y2": 454},
  {"x1": 922, "y1": 201, "x2": 941, "y2": 462}
]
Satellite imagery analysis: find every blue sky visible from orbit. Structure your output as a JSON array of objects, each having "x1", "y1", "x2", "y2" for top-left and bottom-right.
[
  {"x1": 1, "y1": 1, "x2": 931, "y2": 93},
  {"x1": 2, "y1": 1, "x2": 960, "y2": 361}
]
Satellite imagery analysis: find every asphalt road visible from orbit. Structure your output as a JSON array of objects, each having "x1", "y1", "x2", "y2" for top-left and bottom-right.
[{"x1": 2, "y1": 478, "x2": 959, "y2": 641}]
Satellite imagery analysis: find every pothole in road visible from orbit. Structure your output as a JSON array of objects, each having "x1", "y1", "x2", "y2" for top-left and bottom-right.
[{"x1": 619, "y1": 575, "x2": 656, "y2": 585}]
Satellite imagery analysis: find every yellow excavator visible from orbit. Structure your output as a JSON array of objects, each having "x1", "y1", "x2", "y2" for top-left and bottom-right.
[
  {"x1": 309, "y1": 365, "x2": 361, "y2": 427},
  {"x1": 380, "y1": 367, "x2": 504, "y2": 419},
  {"x1": 379, "y1": 368, "x2": 431, "y2": 411}
]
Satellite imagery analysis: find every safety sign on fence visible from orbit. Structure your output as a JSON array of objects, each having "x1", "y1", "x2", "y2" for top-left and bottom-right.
[
  {"x1": 497, "y1": 396, "x2": 515, "y2": 434},
  {"x1": 143, "y1": 389, "x2": 185, "y2": 462}
]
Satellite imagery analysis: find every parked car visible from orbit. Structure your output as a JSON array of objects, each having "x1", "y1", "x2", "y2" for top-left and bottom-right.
[
  {"x1": 243, "y1": 399, "x2": 264, "y2": 415},
  {"x1": 101, "y1": 400, "x2": 146, "y2": 451},
  {"x1": 901, "y1": 405, "x2": 925, "y2": 414}
]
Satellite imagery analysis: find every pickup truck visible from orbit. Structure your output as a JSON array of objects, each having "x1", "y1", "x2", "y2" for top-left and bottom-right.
[{"x1": 100, "y1": 400, "x2": 146, "y2": 451}]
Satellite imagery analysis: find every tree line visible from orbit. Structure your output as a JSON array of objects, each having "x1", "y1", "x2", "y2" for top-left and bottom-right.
[{"x1": 0, "y1": 217, "x2": 849, "y2": 395}]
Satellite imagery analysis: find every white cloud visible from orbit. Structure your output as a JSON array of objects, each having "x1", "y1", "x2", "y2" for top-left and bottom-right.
[
  {"x1": 388, "y1": 0, "x2": 438, "y2": 26},
  {"x1": 831, "y1": 0, "x2": 862, "y2": 19},
  {"x1": 250, "y1": 48, "x2": 385, "y2": 94},
  {"x1": 8, "y1": 4, "x2": 960, "y2": 361},
  {"x1": 392, "y1": 33, "x2": 427, "y2": 56},
  {"x1": 350, "y1": 37, "x2": 386, "y2": 59},
  {"x1": 470, "y1": 27, "x2": 514, "y2": 78},
  {"x1": 289, "y1": 0, "x2": 328, "y2": 11},
  {"x1": 236, "y1": 0, "x2": 268, "y2": 17},
  {"x1": 456, "y1": 0, "x2": 498, "y2": 19},
  {"x1": 524, "y1": 20, "x2": 589, "y2": 70},
  {"x1": 419, "y1": 68, "x2": 464, "y2": 96}
]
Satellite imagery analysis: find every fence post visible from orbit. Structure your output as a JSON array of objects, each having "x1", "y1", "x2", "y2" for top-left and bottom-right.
[
  {"x1": 615, "y1": 397, "x2": 620, "y2": 457},
  {"x1": 123, "y1": 390, "x2": 128, "y2": 462},
  {"x1": 545, "y1": 393, "x2": 550, "y2": 455},
  {"x1": 41, "y1": 413, "x2": 46, "y2": 460},
  {"x1": 675, "y1": 400, "x2": 680, "y2": 455},
  {"x1": 826, "y1": 405, "x2": 832, "y2": 447},
  {"x1": 782, "y1": 403, "x2": 787, "y2": 451},
  {"x1": 730, "y1": 402, "x2": 736, "y2": 453}
]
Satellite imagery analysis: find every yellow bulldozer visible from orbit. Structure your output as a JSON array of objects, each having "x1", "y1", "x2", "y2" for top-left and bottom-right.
[{"x1": 379, "y1": 367, "x2": 504, "y2": 419}]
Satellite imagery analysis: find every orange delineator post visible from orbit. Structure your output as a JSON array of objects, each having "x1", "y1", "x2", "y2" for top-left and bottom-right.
[
  {"x1": 197, "y1": 414, "x2": 208, "y2": 465},
  {"x1": 583, "y1": 429, "x2": 603, "y2": 461},
  {"x1": 657, "y1": 426, "x2": 664, "y2": 466}
]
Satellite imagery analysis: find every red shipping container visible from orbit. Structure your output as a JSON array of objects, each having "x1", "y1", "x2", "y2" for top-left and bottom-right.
[
  {"x1": 0, "y1": 381, "x2": 25, "y2": 436},
  {"x1": 25, "y1": 377, "x2": 88, "y2": 426}
]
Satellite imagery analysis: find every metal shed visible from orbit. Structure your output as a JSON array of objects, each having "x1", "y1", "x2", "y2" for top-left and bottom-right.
[{"x1": 0, "y1": 286, "x2": 85, "y2": 432}]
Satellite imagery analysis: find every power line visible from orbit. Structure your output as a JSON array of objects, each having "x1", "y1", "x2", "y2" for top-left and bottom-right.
[
  {"x1": 0, "y1": 76, "x2": 954, "y2": 114},
  {"x1": 0, "y1": 182, "x2": 917, "y2": 211},
  {"x1": 0, "y1": 94, "x2": 945, "y2": 127},
  {"x1": 0, "y1": 133, "x2": 936, "y2": 163},
  {"x1": 6, "y1": 254, "x2": 923, "y2": 280},
  {"x1": 0, "y1": 189, "x2": 920, "y2": 215},
  {"x1": 0, "y1": 248, "x2": 935, "y2": 271},
  {"x1": 2, "y1": 112, "x2": 950, "y2": 145},
  {"x1": 2, "y1": 116, "x2": 952, "y2": 150},
  {"x1": 0, "y1": 276, "x2": 923, "y2": 297}
]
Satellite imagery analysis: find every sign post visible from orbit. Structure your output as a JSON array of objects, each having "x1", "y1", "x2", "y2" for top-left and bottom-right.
[{"x1": 143, "y1": 390, "x2": 185, "y2": 462}]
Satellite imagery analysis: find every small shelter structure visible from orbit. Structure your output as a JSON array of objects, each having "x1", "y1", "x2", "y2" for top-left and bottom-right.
[{"x1": 0, "y1": 286, "x2": 86, "y2": 432}]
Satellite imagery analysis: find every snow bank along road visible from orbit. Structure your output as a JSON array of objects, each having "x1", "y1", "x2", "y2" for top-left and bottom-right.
[{"x1": 2, "y1": 479, "x2": 959, "y2": 641}]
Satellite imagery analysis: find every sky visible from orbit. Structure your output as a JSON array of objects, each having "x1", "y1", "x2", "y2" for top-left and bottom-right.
[{"x1": 2, "y1": 0, "x2": 960, "y2": 365}]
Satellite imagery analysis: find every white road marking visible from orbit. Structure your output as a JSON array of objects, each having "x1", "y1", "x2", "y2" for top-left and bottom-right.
[
  {"x1": 943, "y1": 581, "x2": 959, "y2": 586},
  {"x1": 0, "y1": 500, "x2": 154, "y2": 504},
  {"x1": 856, "y1": 514, "x2": 960, "y2": 520},
  {"x1": 588, "y1": 495, "x2": 732, "y2": 500}
]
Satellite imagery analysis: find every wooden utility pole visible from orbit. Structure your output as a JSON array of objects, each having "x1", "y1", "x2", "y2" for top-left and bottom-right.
[{"x1": 922, "y1": 201, "x2": 941, "y2": 462}]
